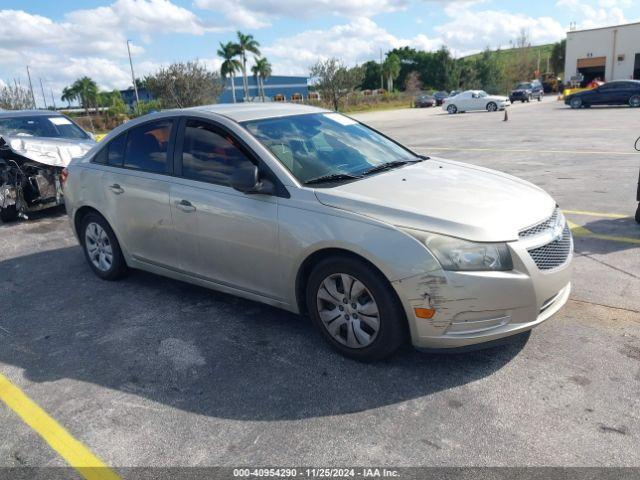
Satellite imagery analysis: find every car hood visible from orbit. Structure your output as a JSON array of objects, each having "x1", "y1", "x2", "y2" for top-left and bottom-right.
[
  {"x1": 0, "y1": 135, "x2": 95, "y2": 168},
  {"x1": 314, "y1": 159, "x2": 555, "y2": 242},
  {"x1": 489, "y1": 95, "x2": 510, "y2": 102}
]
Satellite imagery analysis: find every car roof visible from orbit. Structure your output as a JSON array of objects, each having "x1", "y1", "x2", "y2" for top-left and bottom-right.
[
  {"x1": 0, "y1": 109, "x2": 65, "y2": 119},
  {"x1": 184, "y1": 102, "x2": 330, "y2": 122}
]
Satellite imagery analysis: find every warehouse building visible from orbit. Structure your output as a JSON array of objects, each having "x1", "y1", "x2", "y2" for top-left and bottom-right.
[
  {"x1": 219, "y1": 75, "x2": 309, "y2": 103},
  {"x1": 564, "y1": 21, "x2": 640, "y2": 86}
]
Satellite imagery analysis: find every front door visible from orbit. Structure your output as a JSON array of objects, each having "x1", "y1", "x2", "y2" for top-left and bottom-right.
[{"x1": 170, "y1": 118, "x2": 283, "y2": 301}]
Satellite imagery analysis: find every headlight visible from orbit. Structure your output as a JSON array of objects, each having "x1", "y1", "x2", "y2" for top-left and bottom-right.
[{"x1": 401, "y1": 228, "x2": 513, "y2": 271}]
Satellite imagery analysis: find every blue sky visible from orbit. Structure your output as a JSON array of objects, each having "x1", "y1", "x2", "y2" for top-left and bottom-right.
[{"x1": 1, "y1": 0, "x2": 639, "y2": 106}]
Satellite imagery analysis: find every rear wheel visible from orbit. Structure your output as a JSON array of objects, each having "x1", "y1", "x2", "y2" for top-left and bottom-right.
[
  {"x1": 570, "y1": 97, "x2": 582, "y2": 109},
  {"x1": 487, "y1": 102, "x2": 498, "y2": 112},
  {"x1": 447, "y1": 104, "x2": 457, "y2": 114},
  {"x1": 629, "y1": 95, "x2": 640, "y2": 108},
  {"x1": 306, "y1": 256, "x2": 407, "y2": 361},
  {"x1": 80, "y1": 212, "x2": 127, "y2": 280},
  {"x1": 0, "y1": 205, "x2": 18, "y2": 223}
]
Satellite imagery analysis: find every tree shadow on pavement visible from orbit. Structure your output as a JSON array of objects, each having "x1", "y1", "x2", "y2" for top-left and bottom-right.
[{"x1": 0, "y1": 246, "x2": 528, "y2": 421}]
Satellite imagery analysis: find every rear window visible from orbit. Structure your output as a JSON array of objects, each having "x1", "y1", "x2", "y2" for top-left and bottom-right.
[{"x1": 123, "y1": 120, "x2": 172, "y2": 174}]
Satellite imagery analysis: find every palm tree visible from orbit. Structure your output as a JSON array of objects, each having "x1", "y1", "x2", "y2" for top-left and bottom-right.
[
  {"x1": 234, "y1": 31, "x2": 260, "y2": 101},
  {"x1": 251, "y1": 57, "x2": 272, "y2": 102},
  {"x1": 70, "y1": 76, "x2": 98, "y2": 115},
  {"x1": 217, "y1": 41, "x2": 241, "y2": 103},
  {"x1": 382, "y1": 54, "x2": 401, "y2": 92},
  {"x1": 61, "y1": 86, "x2": 76, "y2": 108}
]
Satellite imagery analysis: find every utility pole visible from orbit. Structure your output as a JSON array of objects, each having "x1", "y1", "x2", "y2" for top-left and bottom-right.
[
  {"x1": 380, "y1": 49, "x2": 384, "y2": 90},
  {"x1": 50, "y1": 88, "x2": 57, "y2": 110},
  {"x1": 127, "y1": 40, "x2": 140, "y2": 109},
  {"x1": 26, "y1": 66, "x2": 36, "y2": 109},
  {"x1": 39, "y1": 78, "x2": 48, "y2": 109}
]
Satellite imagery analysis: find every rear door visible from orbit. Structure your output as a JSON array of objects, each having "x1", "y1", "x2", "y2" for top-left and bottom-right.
[
  {"x1": 100, "y1": 119, "x2": 179, "y2": 269},
  {"x1": 170, "y1": 117, "x2": 283, "y2": 300}
]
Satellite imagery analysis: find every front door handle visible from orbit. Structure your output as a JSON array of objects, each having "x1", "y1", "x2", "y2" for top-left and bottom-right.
[
  {"x1": 175, "y1": 199, "x2": 196, "y2": 213},
  {"x1": 109, "y1": 183, "x2": 124, "y2": 194}
]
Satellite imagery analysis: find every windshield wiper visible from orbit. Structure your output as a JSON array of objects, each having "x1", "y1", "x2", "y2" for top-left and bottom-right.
[
  {"x1": 304, "y1": 172, "x2": 361, "y2": 185},
  {"x1": 361, "y1": 158, "x2": 423, "y2": 177}
]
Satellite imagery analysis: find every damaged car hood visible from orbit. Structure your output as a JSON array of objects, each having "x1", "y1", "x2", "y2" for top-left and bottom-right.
[
  {"x1": 314, "y1": 158, "x2": 556, "y2": 242},
  {"x1": 0, "y1": 135, "x2": 95, "y2": 167}
]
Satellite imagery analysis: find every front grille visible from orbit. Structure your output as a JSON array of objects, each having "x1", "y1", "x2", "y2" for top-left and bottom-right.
[
  {"x1": 528, "y1": 225, "x2": 572, "y2": 270},
  {"x1": 519, "y1": 209, "x2": 560, "y2": 238}
]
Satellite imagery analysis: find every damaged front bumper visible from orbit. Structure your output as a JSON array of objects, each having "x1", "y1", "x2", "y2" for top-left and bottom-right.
[
  {"x1": 0, "y1": 135, "x2": 93, "y2": 220},
  {"x1": 391, "y1": 243, "x2": 572, "y2": 350}
]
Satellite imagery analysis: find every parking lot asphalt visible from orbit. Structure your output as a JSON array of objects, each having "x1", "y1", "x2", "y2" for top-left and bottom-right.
[{"x1": 1, "y1": 98, "x2": 639, "y2": 472}]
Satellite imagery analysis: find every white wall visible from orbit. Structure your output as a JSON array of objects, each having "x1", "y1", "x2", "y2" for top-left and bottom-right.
[{"x1": 565, "y1": 22, "x2": 640, "y2": 82}]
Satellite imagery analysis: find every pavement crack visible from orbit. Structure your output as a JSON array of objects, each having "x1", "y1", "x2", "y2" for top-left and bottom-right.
[
  {"x1": 575, "y1": 252, "x2": 640, "y2": 280},
  {"x1": 570, "y1": 298, "x2": 640, "y2": 315}
]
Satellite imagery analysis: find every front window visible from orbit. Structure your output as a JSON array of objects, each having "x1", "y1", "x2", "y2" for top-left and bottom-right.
[
  {"x1": 516, "y1": 83, "x2": 532, "y2": 89},
  {"x1": 242, "y1": 113, "x2": 418, "y2": 185},
  {"x1": 0, "y1": 115, "x2": 89, "y2": 139}
]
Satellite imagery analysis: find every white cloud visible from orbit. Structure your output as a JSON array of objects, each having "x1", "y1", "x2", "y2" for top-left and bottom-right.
[
  {"x1": 195, "y1": 0, "x2": 409, "y2": 27},
  {"x1": 263, "y1": 17, "x2": 443, "y2": 74},
  {"x1": 556, "y1": 0, "x2": 630, "y2": 29}
]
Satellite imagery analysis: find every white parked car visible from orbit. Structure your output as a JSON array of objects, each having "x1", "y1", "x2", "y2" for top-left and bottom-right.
[{"x1": 442, "y1": 90, "x2": 510, "y2": 114}]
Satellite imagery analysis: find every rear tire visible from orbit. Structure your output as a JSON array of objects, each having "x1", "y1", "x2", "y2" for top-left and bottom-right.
[
  {"x1": 629, "y1": 95, "x2": 640, "y2": 108},
  {"x1": 80, "y1": 212, "x2": 127, "y2": 280},
  {"x1": 0, "y1": 205, "x2": 18, "y2": 223},
  {"x1": 635, "y1": 204, "x2": 640, "y2": 224},
  {"x1": 306, "y1": 256, "x2": 407, "y2": 361}
]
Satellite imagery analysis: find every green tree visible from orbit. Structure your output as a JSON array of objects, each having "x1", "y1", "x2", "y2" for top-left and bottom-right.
[
  {"x1": 360, "y1": 60, "x2": 382, "y2": 90},
  {"x1": 382, "y1": 53, "x2": 401, "y2": 92},
  {"x1": 61, "y1": 86, "x2": 75, "y2": 108},
  {"x1": 550, "y1": 39, "x2": 566, "y2": 75},
  {"x1": 145, "y1": 61, "x2": 223, "y2": 108},
  {"x1": 234, "y1": 31, "x2": 261, "y2": 101},
  {"x1": 251, "y1": 57, "x2": 272, "y2": 102},
  {"x1": 310, "y1": 58, "x2": 364, "y2": 111},
  {"x1": 218, "y1": 41, "x2": 241, "y2": 103},
  {"x1": 68, "y1": 76, "x2": 98, "y2": 115}
]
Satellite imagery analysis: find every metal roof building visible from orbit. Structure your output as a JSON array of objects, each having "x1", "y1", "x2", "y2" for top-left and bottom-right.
[{"x1": 219, "y1": 75, "x2": 309, "y2": 103}]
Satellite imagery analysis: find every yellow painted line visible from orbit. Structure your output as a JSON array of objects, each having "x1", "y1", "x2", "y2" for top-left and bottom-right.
[
  {"x1": 567, "y1": 220, "x2": 640, "y2": 245},
  {"x1": 563, "y1": 209, "x2": 630, "y2": 219},
  {"x1": 0, "y1": 373, "x2": 121, "y2": 480},
  {"x1": 426, "y1": 147, "x2": 638, "y2": 156}
]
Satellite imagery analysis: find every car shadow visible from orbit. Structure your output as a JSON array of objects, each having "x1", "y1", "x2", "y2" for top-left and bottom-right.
[
  {"x1": 572, "y1": 216, "x2": 640, "y2": 255},
  {"x1": 0, "y1": 204, "x2": 67, "y2": 227},
  {"x1": 0, "y1": 246, "x2": 528, "y2": 421}
]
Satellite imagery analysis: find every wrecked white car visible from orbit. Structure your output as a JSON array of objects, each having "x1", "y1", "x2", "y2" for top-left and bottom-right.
[{"x1": 0, "y1": 111, "x2": 95, "y2": 222}]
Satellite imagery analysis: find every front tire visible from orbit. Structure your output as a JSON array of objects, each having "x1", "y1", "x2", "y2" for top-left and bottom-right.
[
  {"x1": 487, "y1": 102, "x2": 497, "y2": 112},
  {"x1": 306, "y1": 256, "x2": 407, "y2": 361},
  {"x1": 447, "y1": 104, "x2": 457, "y2": 114},
  {"x1": 629, "y1": 95, "x2": 640, "y2": 108},
  {"x1": 636, "y1": 204, "x2": 640, "y2": 224},
  {"x1": 570, "y1": 97, "x2": 582, "y2": 109},
  {"x1": 80, "y1": 212, "x2": 127, "y2": 280}
]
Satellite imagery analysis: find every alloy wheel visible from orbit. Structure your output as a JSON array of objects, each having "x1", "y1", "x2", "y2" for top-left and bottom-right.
[
  {"x1": 630, "y1": 95, "x2": 640, "y2": 108},
  {"x1": 85, "y1": 222, "x2": 114, "y2": 272},
  {"x1": 487, "y1": 102, "x2": 497, "y2": 112},
  {"x1": 316, "y1": 273, "x2": 380, "y2": 349}
]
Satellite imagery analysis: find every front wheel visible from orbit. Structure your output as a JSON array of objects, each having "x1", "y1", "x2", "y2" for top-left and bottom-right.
[
  {"x1": 629, "y1": 95, "x2": 640, "y2": 108},
  {"x1": 447, "y1": 104, "x2": 457, "y2": 114},
  {"x1": 636, "y1": 204, "x2": 640, "y2": 224},
  {"x1": 570, "y1": 97, "x2": 582, "y2": 109},
  {"x1": 80, "y1": 212, "x2": 128, "y2": 280},
  {"x1": 306, "y1": 256, "x2": 407, "y2": 360},
  {"x1": 487, "y1": 102, "x2": 498, "y2": 112}
]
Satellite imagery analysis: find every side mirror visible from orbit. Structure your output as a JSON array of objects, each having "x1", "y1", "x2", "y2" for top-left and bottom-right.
[{"x1": 231, "y1": 164, "x2": 275, "y2": 195}]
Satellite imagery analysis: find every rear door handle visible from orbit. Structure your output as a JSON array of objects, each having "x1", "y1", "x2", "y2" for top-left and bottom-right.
[
  {"x1": 109, "y1": 184, "x2": 124, "y2": 194},
  {"x1": 175, "y1": 199, "x2": 196, "y2": 213}
]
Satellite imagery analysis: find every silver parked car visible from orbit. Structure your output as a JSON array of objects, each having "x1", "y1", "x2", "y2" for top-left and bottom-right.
[{"x1": 64, "y1": 104, "x2": 572, "y2": 360}]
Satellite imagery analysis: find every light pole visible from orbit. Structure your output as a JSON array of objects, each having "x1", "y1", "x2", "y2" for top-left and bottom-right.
[
  {"x1": 26, "y1": 66, "x2": 36, "y2": 109},
  {"x1": 127, "y1": 40, "x2": 140, "y2": 109}
]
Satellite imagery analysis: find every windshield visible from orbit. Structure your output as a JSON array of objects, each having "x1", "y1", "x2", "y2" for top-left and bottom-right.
[
  {"x1": 242, "y1": 113, "x2": 418, "y2": 185},
  {"x1": 0, "y1": 115, "x2": 89, "y2": 140},
  {"x1": 516, "y1": 83, "x2": 532, "y2": 89}
]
